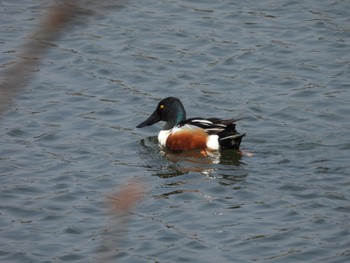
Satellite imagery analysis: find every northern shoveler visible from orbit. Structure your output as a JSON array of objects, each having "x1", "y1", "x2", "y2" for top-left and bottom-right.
[{"x1": 137, "y1": 97, "x2": 245, "y2": 152}]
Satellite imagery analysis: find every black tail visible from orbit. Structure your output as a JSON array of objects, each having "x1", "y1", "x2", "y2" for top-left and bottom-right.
[
  {"x1": 218, "y1": 122, "x2": 246, "y2": 150},
  {"x1": 219, "y1": 133, "x2": 245, "y2": 150}
]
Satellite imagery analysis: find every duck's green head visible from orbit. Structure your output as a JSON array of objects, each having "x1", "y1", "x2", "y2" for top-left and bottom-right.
[{"x1": 137, "y1": 97, "x2": 187, "y2": 130}]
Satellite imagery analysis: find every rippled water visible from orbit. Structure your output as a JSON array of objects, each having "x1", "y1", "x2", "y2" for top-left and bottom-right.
[{"x1": 1, "y1": 0, "x2": 350, "y2": 262}]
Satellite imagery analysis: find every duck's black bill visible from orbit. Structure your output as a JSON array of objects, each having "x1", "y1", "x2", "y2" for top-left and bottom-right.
[{"x1": 137, "y1": 111, "x2": 161, "y2": 128}]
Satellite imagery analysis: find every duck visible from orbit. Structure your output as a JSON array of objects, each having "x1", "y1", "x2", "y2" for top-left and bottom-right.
[{"x1": 137, "y1": 97, "x2": 245, "y2": 152}]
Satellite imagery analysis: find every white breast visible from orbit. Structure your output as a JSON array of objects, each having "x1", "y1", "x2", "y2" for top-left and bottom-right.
[{"x1": 158, "y1": 130, "x2": 171, "y2": 147}]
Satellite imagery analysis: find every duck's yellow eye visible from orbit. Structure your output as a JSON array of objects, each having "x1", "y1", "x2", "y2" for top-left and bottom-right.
[{"x1": 160, "y1": 104, "x2": 165, "y2": 109}]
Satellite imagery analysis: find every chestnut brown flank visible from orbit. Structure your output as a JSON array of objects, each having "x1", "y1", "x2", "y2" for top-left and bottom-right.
[{"x1": 166, "y1": 129, "x2": 208, "y2": 151}]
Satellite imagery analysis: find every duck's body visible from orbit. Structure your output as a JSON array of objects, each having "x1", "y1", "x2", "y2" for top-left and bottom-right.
[{"x1": 137, "y1": 97, "x2": 245, "y2": 152}]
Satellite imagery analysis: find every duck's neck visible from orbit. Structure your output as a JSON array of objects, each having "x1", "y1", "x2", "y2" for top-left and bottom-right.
[{"x1": 164, "y1": 107, "x2": 186, "y2": 130}]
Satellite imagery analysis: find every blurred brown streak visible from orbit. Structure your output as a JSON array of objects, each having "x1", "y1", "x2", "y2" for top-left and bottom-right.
[
  {"x1": 97, "y1": 181, "x2": 145, "y2": 262},
  {"x1": 0, "y1": 0, "x2": 145, "y2": 259},
  {"x1": 0, "y1": 1, "x2": 79, "y2": 114},
  {"x1": 0, "y1": 0, "x2": 125, "y2": 114},
  {"x1": 111, "y1": 181, "x2": 145, "y2": 213}
]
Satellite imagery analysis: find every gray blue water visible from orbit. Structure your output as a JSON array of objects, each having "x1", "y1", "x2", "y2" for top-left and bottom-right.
[{"x1": 1, "y1": 0, "x2": 350, "y2": 262}]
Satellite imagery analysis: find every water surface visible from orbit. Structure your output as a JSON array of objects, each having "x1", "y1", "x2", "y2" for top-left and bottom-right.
[{"x1": 1, "y1": 0, "x2": 350, "y2": 262}]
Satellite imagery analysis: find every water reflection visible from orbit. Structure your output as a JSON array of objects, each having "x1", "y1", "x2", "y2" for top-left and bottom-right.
[
  {"x1": 153, "y1": 189, "x2": 200, "y2": 199},
  {"x1": 218, "y1": 173, "x2": 248, "y2": 187},
  {"x1": 139, "y1": 136, "x2": 244, "y2": 177}
]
